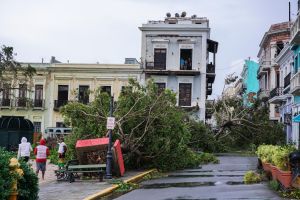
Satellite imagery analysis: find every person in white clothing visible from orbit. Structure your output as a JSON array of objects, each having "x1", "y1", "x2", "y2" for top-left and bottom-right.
[
  {"x1": 58, "y1": 138, "x2": 67, "y2": 169},
  {"x1": 17, "y1": 137, "x2": 33, "y2": 162}
]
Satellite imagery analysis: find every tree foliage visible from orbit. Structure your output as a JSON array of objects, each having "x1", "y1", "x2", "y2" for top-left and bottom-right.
[
  {"x1": 0, "y1": 148, "x2": 38, "y2": 200},
  {"x1": 0, "y1": 45, "x2": 36, "y2": 94},
  {"x1": 213, "y1": 96, "x2": 285, "y2": 150},
  {"x1": 188, "y1": 120, "x2": 226, "y2": 153},
  {"x1": 61, "y1": 79, "x2": 218, "y2": 171}
]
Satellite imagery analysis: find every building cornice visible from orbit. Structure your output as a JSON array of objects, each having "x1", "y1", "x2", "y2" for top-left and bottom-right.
[
  {"x1": 48, "y1": 67, "x2": 142, "y2": 74},
  {"x1": 139, "y1": 26, "x2": 210, "y2": 32}
]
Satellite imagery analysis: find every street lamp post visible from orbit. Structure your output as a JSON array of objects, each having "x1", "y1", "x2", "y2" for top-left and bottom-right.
[{"x1": 106, "y1": 95, "x2": 114, "y2": 179}]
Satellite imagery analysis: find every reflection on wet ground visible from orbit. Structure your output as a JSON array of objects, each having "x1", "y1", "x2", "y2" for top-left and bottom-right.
[
  {"x1": 164, "y1": 197, "x2": 216, "y2": 200},
  {"x1": 141, "y1": 181, "x2": 245, "y2": 189},
  {"x1": 167, "y1": 174, "x2": 244, "y2": 178},
  {"x1": 141, "y1": 181, "x2": 216, "y2": 189},
  {"x1": 100, "y1": 156, "x2": 280, "y2": 200}
]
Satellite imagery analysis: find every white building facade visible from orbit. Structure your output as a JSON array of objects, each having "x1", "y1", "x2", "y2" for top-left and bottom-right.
[
  {"x1": 0, "y1": 60, "x2": 142, "y2": 137},
  {"x1": 139, "y1": 13, "x2": 218, "y2": 121}
]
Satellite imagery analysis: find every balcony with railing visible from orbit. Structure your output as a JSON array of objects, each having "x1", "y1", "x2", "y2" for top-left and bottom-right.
[
  {"x1": 290, "y1": 72, "x2": 300, "y2": 95},
  {"x1": 206, "y1": 63, "x2": 216, "y2": 83},
  {"x1": 15, "y1": 98, "x2": 29, "y2": 108},
  {"x1": 33, "y1": 99, "x2": 45, "y2": 109},
  {"x1": 284, "y1": 73, "x2": 291, "y2": 88},
  {"x1": 269, "y1": 87, "x2": 283, "y2": 99},
  {"x1": 257, "y1": 60, "x2": 271, "y2": 78},
  {"x1": 0, "y1": 98, "x2": 11, "y2": 108},
  {"x1": 144, "y1": 61, "x2": 200, "y2": 76},
  {"x1": 54, "y1": 100, "x2": 69, "y2": 111},
  {"x1": 206, "y1": 63, "x2": 215, "y2": 73},
  {"x1": 257, "y1": 88, "x2": 270, "y2": 101},
  {"x1": 291, "y1": 17, "x2": 300, "y2": 45},
  {"x1": 269, "y1": 87, "x2": 286, "y2": 104},
  {"x1": 145, "y1": 61, "x2": 166, "y2": 70},
  {"x1": 0, "y1": 98, "x2": 45, "y2": 110}
]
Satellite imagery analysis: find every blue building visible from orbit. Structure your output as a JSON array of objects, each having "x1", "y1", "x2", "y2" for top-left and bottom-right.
[
  {"x1": 241, "y1": 60, "x2": 259, "y2": 106},
  {"x1": 290, "y1": 4, "x2": 300, "y2": 146}
]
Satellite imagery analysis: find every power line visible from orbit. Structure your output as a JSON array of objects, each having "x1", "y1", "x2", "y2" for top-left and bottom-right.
[{"x1": 215, "y1": 60, "x2": 245, "y2": 70}]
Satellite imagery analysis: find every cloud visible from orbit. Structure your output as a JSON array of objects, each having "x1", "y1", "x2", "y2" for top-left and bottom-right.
[{"x1": 0, "y1": 0, "x2": 294, "y2": 98}]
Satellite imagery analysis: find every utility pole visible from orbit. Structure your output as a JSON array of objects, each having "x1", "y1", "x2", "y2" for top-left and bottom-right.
[
  {"x1": 289, "y1": 1, "x2": 291, "y2": 22},
  {"x1": 105, "y1": 95, "x2": 114, "y2": 179}
]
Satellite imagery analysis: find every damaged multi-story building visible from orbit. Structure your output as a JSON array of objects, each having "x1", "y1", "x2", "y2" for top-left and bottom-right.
[{"x1": 139, "y1": 12, "x2": 218, "y2": 121}]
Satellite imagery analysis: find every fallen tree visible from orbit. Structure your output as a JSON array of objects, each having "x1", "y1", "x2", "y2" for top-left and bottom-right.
[{"x1": 61, "y1": 79, "x2": 214, "y2": 171}]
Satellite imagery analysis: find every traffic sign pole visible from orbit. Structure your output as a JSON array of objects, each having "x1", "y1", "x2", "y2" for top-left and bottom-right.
[{"x1": 106, "y1": 95, "x2": 114, "y2": 179}]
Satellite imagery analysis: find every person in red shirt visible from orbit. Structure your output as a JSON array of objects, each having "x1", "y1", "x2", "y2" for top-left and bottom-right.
[{"x1": 34, "y1": 138, "x2": 50, "y2": 180}]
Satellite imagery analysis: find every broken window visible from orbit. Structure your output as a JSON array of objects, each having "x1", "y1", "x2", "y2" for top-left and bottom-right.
[
  {"x1": 276, "y1": 41, "x2": 284, "y2": 57},
  {"x1": 179, "y1": 83, "x2": 192, "y2": 106},
  {"x1": 154, "y1": 48, "x2": 166, "y2": 70},
  {"x1": 79, "y1": 85, "x2": 89, "y2": 104},
  {"x1": 180, "y1": 49, "x2": 192, "y2": 70}
]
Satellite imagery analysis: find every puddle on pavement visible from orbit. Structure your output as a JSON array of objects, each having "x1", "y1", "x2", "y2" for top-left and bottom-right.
[
  {"x1": 183, "y1": 170, "x2": 214, "y2": 173},
  {"x1": 98, "y1": 191, "x2": 126, "y2": 200},
  {"x1": 164, "y1": 198, "x2": 217, "y2": 200},
  {"x1": 216, "y1": 175, "x2": 244, "y2": 177},
  {"x1": 217, "y1": 170, "x2": 248, "y2": 172},
  {"x1": 167, "y1": 174, "x2": 243, "y2": 178},
  {"x1": 141, "y1": 181, "x2": 215, "y2": 189},
  {"x1": 183, "y1": 170, "x2": 247, "y2": 173},
  {"x1": 99, "y1": 181, "x2": 245, "y2": 199},
  {"x1": 168, "y1": 174, "x2": 214, "y2": 178},
  {"x1": 225, "y1": 181, "x2": 244, "y2": 185}
]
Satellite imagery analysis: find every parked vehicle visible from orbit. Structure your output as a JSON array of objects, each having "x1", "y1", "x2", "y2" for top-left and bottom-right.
[{"x1": 44, "y1": 127, "x2": 72, "y2": 139}]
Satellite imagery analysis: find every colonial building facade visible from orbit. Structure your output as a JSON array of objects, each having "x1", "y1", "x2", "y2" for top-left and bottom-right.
[
  {"x1": 270, "y1": 44, "x2": 294, "y2": 143},
  {"x1": 0, "y1": 59, "x2": 142, "y2": 136},
  {"x1": 257, "y1": 22, "x2": 291, "y2": 121},
  {"x1": 139, "y1": 13, "x2": 218, "y2": 121}
]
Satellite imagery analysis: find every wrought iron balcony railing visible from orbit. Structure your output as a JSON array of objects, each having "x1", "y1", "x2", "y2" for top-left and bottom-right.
[
  {"x1": 269, "y1": 87, "x2": 283, "y2": 99},
  {"x1": 0, "y1": 98, "x2": 11, "y2": 107},
  {"x1": 33, "y1": 99, "x2": 45, "y2": 108},
  {"x1": 145, "y1": 61, "x2": 166, "y2": 70},
  {"x1": 284, "y1": 72, "x2": 291, "y2": 88},
  {"x1": 54, "y1": 100, "x2": 69, "y2": 111},
  {"x1": 206, "y1": 63, "x2": 215, "y2": 73}
]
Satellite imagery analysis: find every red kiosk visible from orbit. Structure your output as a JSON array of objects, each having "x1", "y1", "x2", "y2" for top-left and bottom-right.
[{"x1": 75, "y1": 137, "x2": 125, "y2": 176}]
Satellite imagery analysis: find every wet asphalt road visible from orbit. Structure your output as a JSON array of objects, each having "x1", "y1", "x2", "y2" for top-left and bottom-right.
[{"x1": 114, "y1": 156, "x2": 281, "y2": 200}]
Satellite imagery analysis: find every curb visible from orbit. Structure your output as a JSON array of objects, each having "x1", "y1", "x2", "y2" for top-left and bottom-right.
[{"x1": 83, "y1": 169, "x2": 157, "y2": 200}]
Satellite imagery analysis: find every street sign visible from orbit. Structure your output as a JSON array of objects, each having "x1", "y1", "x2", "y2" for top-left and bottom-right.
[{"x1": 106, "y1": 117, "x2": 115, "y2": 130}]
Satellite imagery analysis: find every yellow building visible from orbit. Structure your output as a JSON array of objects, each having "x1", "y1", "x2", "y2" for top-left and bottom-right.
[{"x1": 0, "y1": 60, "x2": 142, "y2": 136}]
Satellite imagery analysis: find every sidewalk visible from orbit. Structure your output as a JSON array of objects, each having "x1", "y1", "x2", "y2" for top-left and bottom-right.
[
  {"x1": 36, "y1": 160, "x2": 145, "y2": 200},
  {"x1": 30, "y1": 159, "x2": 57, "y2": 185}
]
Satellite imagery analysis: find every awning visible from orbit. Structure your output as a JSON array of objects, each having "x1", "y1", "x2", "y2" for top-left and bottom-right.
[{"x1": 293, "y1": 114, "x2": 300, "y2": 123}]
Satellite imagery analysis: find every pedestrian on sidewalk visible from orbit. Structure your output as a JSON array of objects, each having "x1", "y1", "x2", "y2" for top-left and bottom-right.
[
  {"x1": 17, "y1": 137, "x2": 33, "y2": 163},
  {"x1": 58, "y1": 138, "x2": 67, "y2": 169},
  {"x1": 34, "y1": 138, "x2": 50, "y2": 180}
]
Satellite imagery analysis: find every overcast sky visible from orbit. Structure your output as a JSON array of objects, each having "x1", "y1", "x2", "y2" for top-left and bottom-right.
[{"x1": 0, "y1": 0, "x2": 297, "y2": 99}]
